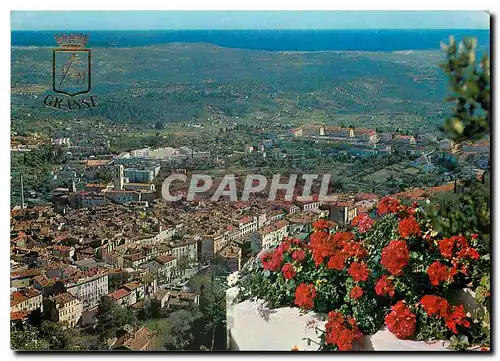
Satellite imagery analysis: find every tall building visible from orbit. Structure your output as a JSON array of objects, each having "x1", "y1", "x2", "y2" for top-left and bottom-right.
[{"x1": 114, "y1": 165, "x2": 125, "y2": 190}]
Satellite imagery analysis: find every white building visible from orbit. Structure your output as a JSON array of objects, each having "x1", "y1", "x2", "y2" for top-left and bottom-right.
[
  {"x1": 46, "y1": 292, "x2": 83, "y2": 327},
  {"x1": 66, "y1": 272, "x2": 109, "y2": 310},
  {"x1": 253, "y1": 220, "x2": 289, "y2": 250},
  {"x1": 238, "y1": 216, "x2": 258, "y2": 237},
  {"x1": 10, "y1": 288, "x2": 43, "y2": 314},
  {"x1": 170, "y1": 240, "x2": 198, "y2": 261}
]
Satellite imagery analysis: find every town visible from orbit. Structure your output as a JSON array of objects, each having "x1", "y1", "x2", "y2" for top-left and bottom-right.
[{"x1": 10, "y1": 119, "x2": 490, "y2": 350}]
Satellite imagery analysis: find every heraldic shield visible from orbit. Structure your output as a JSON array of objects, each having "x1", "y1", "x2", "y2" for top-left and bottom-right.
[{"x1": 53, "y1": 47, "x2": 91, "y2": 97}]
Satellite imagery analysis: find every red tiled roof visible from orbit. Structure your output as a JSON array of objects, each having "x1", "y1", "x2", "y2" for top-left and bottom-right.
[
  {"x1": 355, "y1": 193, "x2": 380, "y2": 202},
  {"x1": 108, "y1": 288, "x2": 131, "y2": 300},
  {"x1": 11, "y1": 292, "x2": 27, "y2": 306},
  {"x1": 33, "y1": 275, "x2": 58, "y2": 287},
  {"x1": 122, "y1": 327, "x2": 156, "y2": 351},
  {"x1": 52, "y1": 292, "x2": 78, "y2": 306},
  {"x1": 10, "y1": 311, "x2": 28, "y2": 321},
  {"x1": 239, "y1": 216, "x2": 253, "y2": 225},
  {"x1": 257, "y1": 220, "x2": 289, "y2": 235},
  {"x1": 156, "y1": 255, "x2": 175, "y2": 265},
  {"x1": 123, "y1": 281, "x2": 143, "y2": 291},
  {"x1": 85, "y1": 159, "x2": 110, "y2": 167}
]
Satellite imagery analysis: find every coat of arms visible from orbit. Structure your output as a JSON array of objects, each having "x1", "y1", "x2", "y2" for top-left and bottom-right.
[{"x1": 53, "y1": 33, "x2": 91, "y2": 97}]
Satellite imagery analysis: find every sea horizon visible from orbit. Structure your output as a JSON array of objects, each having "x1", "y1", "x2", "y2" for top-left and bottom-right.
[{"x1": 11, "y1": 29, "x2": 490, "y2": 52}]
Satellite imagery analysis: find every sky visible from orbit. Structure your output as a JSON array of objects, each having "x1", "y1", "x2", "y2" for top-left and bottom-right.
[{"x1": 11, "y1": 11, "x2": 490, "y2": 31}]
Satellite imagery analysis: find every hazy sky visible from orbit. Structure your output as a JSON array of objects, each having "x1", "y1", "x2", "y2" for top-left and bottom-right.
[{"x1": 11, "y1": 11, "x2": 490, "y2": 31}]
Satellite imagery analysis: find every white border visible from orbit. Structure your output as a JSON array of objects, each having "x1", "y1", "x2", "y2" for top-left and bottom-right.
[{"x1": 2, "y1": 2, "x2": 498, "y2": 361}]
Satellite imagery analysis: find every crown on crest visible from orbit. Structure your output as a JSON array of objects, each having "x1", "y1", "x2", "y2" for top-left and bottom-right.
[{"x1": 54, "y1": 33, "x2": 89, "y2": 48}]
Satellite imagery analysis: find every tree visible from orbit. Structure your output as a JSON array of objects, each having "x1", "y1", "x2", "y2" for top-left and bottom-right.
[
  {"x1": 192, "y1": 275, "x2": 227, "y2": 350},
  {"x1": 96, "y1": 296, "x2": 137, "y2": 342},
  {"x1": 11, "y1": 321, "x2": 81, "y2": 351},
  {"x1": 38, "y1": 320, "x2": 79, "y2": 350},
  {"x1": 332, "y1": 180, "x2": 344, "y2": 191},
  {"x1": 163, "y1": 309, "x2": 202, "y2": 350},
  {"x1": 176, "y1": 255, "x2": 190, "y2": 278},
  {"x1": 154, "y1": 121, "x2": 165, "y2": 130},
  {"x1": 440, "y1": 36, "x2": 490, "y2": 142},
  {"x1": 11, "y1": 325, "x2": 49, "y2": 351}
]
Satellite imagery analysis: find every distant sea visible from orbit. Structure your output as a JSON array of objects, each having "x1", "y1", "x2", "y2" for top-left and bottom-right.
[{"x1": 11, "y1": 29, "x2": 490, "y2": 51}]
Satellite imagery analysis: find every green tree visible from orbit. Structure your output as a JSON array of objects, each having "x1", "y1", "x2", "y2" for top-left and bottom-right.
[
  {"x1": 440, "y1": 36, "x2": 490, "y2": 142},
  {"x1": 11, "y1": 321, "x2": 81, "y2": 351},
  {"x1": 96, "y1": 296, "x2": 137, "y2": 342},
  {"x1": 38, "y1": 320, "x2": 79, "y2": 350},
  {"x1": 194, "y1": 278, "x2": 227, "y2": 350},
  {"x1": 163, "y1": 309, "x2": 202, "y2": 350},
  {"x1": 176, "y1": 255, "x2": 190, "y2": 278},
  {"x1": 11, "y1": 325, "x2": 49, "y2": 351}
]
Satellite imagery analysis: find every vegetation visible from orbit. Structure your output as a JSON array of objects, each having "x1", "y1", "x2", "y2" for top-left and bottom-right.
[
  {"x1": 11, "y1": 321, "x2": 81, "y2": 351},
  {"x1": 95, "y1": 295, "x2": 138, "y2": 342},
  {"x1": 440, "y1": 36, "x2": 490, "y2": 142}
]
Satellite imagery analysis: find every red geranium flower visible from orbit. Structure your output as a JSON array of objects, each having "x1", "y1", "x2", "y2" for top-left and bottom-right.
[
  {"x1": 375, "y1": 275, "x2": 395, "y2": 297},
  {"x1": 327, "y1": 251, "x2": 346, "y2": 270},
  {"x1": 377, "y1": 197, "x2": 401, "y2": 215},
  {"x1": 445, "y1": 305, "x2": 471, "y2": 334},
  {"x1": 420, "y1": 295, "x2": 451, "y2": 318},
  {"x1": 419, "y1": 296, "x2": 471, "y2": 334},
  {"x1": 278, "y1": 240, "x2": 291, "y2": 253},
  {"x1": 342, "y1": 241, "x2": 368, "y2": 259},
  {"x1": 398, "y1": 216, "x2": 422, "y2": 238},
  {"x1": 427, "y1": 261, "x2": 457, "y2": 286},
  {"x1": 348, "y1": 262, "x2": 370, "y2": 282},
  {"x1": 310, "y1": 230, "x2": 329, "y2": 244},
  {"x1": 313, "y1": 219, "x2": 332, "y2": 230},
  {"x1": 438, "y1": 235, "x2": 479, "y2": 261},
  {"x1": 310, "y1": 231, "x2": 335, "y2": 266},
  {"x1": 324, "y1": 311, "x2": 362, "y2": 351},
  {"x1": 380, "y1": 240, "x2": 410, "y2": 276},
  {"x1": 282, "y1": 263, "x2": 296, "y2": 280},
  {"x1": 332, "y1": 231, "x2": 355, "y2": 243},
  {"x1": 457, "y1": 247, "x2": 480, "y2": 260},
  {"x1": 261, "y1": 249, "x2": 283, "y2": 272},
  {"x1": 294, "y1": 283, "x2": 317, "y2": 310},
  {"x1": 292, "y1": 249, "x2": 306, "y2": 262},
  {"x1": 384, "y1": 301, "x2": 416, "y2": 339},
  {"x1": 350, "y1": 286, "x2": 364, "y2": 299}
]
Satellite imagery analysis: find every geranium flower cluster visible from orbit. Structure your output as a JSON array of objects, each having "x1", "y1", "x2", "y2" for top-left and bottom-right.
[
  {"x1": 398, "y1": 215, "x2": 422, "y2": 238},
  {"x1": 377, "y1": 196, "x2": 401, "y2": 215},
  {"x1": 294, "y1": 283, "x2": 316, "y2": 309},
  {"x1": 419, "y1": 295, "x2": 471, "y2": 334},
  {"x1": 380, "y1": 239, "x2": 410, "y2": 276},
  {"x1": 437, "y1": 235, "x2": 480, "y2": 261},
  {"x1": 374, "y1": 275, "x2": 395, "y2": 297},
  {"x1": 384, "y1": 301, "x2": 417, "y2": 339},
  {"x1": 427, "y1": 261, "x2": 458, "y2": 286},
  {"x1": 324, "y1": 311, "x2": 363, "y2": 351}
]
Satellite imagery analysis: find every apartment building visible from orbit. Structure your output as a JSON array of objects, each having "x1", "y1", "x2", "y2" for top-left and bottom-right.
[
  {"x1": 65, "y1": 271, "x2": 109, "y2": 310},
  {"x1": 44, "y1": 292, "x2": 83, "y2": 327},
  {"x1": 155, "y1": 255, "x2": 177, "y2": 283},
  {"x1": 170, "y1": 239, "x2": 198, "y2": 261},
  {"x1": 238, "y1": 216, "x2": 258, "y2": 237},
  {"x1": 252, "y1": 220, "x2": 289, "y2": 251},
  {"x1": 326, "y1": 201, "x2": 358, "y2": 226},
  {"x1": 10, "y1": 288, "x2": 43, "y2": 314}
]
